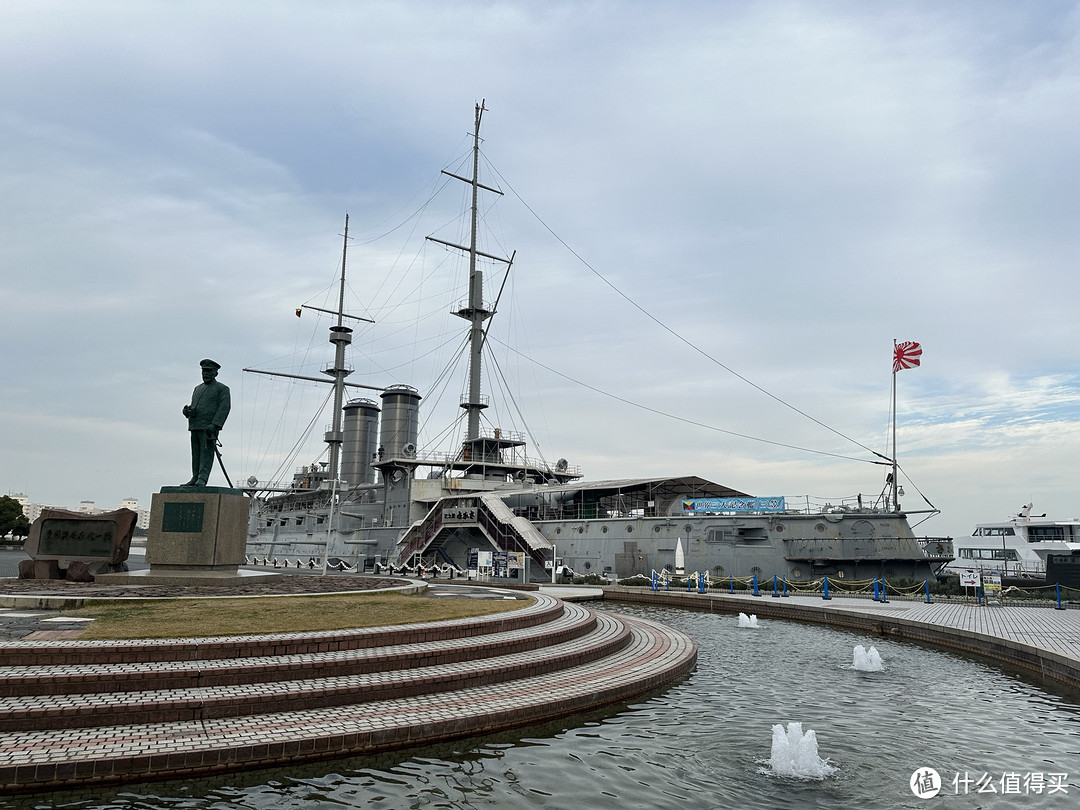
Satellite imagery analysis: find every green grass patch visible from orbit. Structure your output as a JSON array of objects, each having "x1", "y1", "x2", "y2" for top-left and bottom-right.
[{"x1": 61, "y1": 592, "x2": 528, "y2": 640}]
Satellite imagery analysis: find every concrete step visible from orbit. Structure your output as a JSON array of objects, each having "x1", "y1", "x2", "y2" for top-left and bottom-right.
[
  {"x1": 0, "y1": 607, "x2": 630, "y2": 730},
  {"x1": 0, "y1": 597, "x2": 593, "y2": 697},
  {"x1": 0, "y1": 593, "x2": 697, "y2": 794}
]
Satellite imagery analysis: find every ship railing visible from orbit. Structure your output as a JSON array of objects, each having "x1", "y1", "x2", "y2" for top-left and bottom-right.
[
  {"x1": 476, "y1": 494, "x2": 552, "y2": 571},
  {"x1": 394, "y1": 503, "x2": 447, "y2": 564},
  {"x1": 416, "y1": 449, "x2": 582, "y2": 477}
]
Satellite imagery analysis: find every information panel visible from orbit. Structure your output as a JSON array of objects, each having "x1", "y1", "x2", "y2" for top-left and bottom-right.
[{"x1": 681, "y1": 497, "x2": 785, "y2": 513}]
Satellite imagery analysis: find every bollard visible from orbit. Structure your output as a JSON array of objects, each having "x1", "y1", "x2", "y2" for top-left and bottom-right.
[
  {"x1": 925, "y1": 579, "x2": 932, "y2": 604},
  {"x1": 699, "y1": 574, "x2": 707, "y2": 594},
  {"x1": 651, "y1": 571, "x2": 658, "y2": 591},
  {"x1": 880, "y1": 579, "x2": 888, "y2": 603},
  {"x1": 687, "y1": 575, "x2": 694, "y2": 592},
  {"x1": 752, "y1": 574, "x2": 760, "y2": 596},
  {"x1": 772, "y1": 574, "x2": 779, "y2": 598},
  {"x1": 872, "y1": 578, "x2": 880, "y2": 602},
  {"x1": 1056, "y1": 582, "x2": 1065, "y2": 611},
  {"x1": 729, "y1": 575, "x2": 734, "y2": 594},
  {"x1": 823, "y1": 576, "x2": 831, "y2": 600},
  {"x1": 782, "y1": 576, "x2": 788, "y2": 597}
]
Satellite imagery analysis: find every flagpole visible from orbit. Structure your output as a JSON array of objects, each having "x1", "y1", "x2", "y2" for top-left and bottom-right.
[{"x1": 892, "y1": 339, "x2": 899, "y2": 512}]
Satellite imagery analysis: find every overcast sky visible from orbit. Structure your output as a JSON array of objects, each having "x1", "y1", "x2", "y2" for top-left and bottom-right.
[{"x1": 2, "y1": 0, "x2": 1078, "y2": 541}]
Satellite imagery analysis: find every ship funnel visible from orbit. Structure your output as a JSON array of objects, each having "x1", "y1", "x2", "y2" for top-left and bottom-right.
[
  {"x1": 379, "y1": 385, "x2": 422, "y2": 460},
  {"x1": 341, "y1": 398, "x2": 380, "y2": 487}
]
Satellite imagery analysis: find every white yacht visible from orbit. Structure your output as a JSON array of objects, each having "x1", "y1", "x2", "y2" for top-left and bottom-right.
[{"x1": 943, "y1": 504, "x2": 1080, "y2": 580}]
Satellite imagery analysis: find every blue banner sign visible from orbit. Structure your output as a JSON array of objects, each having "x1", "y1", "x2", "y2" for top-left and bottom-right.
[{"x1": 681, "y1": 497, "x2": 786, "y2": 513}]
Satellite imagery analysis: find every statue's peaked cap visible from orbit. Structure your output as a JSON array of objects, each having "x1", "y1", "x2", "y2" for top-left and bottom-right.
[{"x1": 200, "y1": 359, "x2": 221, "y2": 370}]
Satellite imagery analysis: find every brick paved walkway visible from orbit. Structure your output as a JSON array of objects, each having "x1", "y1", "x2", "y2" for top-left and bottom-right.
[{"x1": 0, "y1": 589, "x2": 697, "y2": 794}]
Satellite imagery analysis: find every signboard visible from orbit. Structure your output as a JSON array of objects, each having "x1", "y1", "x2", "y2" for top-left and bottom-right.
[
  {"x1": 38, "y1": 520, "x2": 117, "y2": 557},
  {"x1": 682, "y1": 497, "x2": 786, "y2": 514},
  {"x1": 162, "y1": 502, "x2": 205, "y2": 533},
  {"x1": 959, "y1": 570, "x2": 981, "y2": 588},
  {"x1": 984, "y1": 573, "x2": 1002, "y2": 599}
]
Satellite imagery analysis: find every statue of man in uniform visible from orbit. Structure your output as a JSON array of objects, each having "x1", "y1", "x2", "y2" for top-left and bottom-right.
[{"x1": 181, "y1": 359, "x2": 231, "y2": 487}]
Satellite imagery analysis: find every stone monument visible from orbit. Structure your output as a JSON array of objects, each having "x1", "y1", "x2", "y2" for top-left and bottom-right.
[{"x1": 20, "y1": 508, "x2": 137, "y2": 581}]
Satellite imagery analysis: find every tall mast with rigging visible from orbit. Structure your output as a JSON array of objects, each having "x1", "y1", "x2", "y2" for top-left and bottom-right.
[
  {"x1": 243, "y1": 213, "x2": 378, "y2": 490},
  {"x1": 426, "y1": 100, "x2": 514, "y2": 449}
]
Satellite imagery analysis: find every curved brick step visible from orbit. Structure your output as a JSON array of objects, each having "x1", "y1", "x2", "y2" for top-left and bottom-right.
[
  {"x1": 0, "y1": 607, "x2": 629, "y2": 731},
  {"x1": 0, "y1": 592, "x2": 566, "y2": 667},
  {"x1": 0, "y1": 600, "x2": 697, "y2": 793},
  {"x1": 0, "y1": 598, "x2": 594, "y2": 698}
]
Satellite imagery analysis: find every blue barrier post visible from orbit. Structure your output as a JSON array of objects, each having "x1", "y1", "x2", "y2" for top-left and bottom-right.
[
  {"x1": 729, "y1": 575, "x2": 734, "y2": 594},
  {"x1": 872, "y1": 578, "x2": 880, "y2": 601},
  {"x1": 699, "y1": 574, "x2": 706, "y2": 594},
  {"x1": 925, "y1": 579, "x2": 932, "y2": 604},
  {"x1": 782, "y1": 577, "x2": 788, "y2": 598},
  {"x1": 823, "y1": 576, "x2": 831, "y2": 600},
  {"x1": 752, "y1": 574, "x2": 760, "y2": 596},
  {"x1": 772, "y1": 574, "x2": 779, "y2": 598},
  {"x1": 1056, "y1": 582, "x2": 1065, "y2": 611},
  {"x1": 651, "y1": 571, "x2": 658, "y2": 591}
]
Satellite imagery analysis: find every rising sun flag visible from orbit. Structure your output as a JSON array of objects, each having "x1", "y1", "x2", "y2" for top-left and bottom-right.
[{"x1": 893, "y1": 341, "x2": 922, "y2": 373}]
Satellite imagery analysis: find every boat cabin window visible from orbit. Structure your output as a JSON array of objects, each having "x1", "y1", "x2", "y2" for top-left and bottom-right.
[
  {"x1": 1028, "y1": 526, "x2": 1066, "y2": 542},
  {"x1": 972, "y1": 527, "x2": 1015, "y2": 537},
  {"x1": 958, "y1": 548, "x2": 1019, "y2": 561}
]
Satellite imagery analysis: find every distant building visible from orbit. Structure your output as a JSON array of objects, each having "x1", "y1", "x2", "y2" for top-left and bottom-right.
[{"x1": 4, "y1": 493, "x2": 150, "y2": 531}]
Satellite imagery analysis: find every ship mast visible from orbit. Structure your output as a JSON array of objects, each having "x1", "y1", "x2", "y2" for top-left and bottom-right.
[
  {"x1": 427, "y1": 100, "x2": 513, "y2": 447},
  {"x1": 242, "y1": 214, "x2": 379, "y2": 489},
  {"x1": 325, "y1": 214, "x2": 351, "y2": 481}
]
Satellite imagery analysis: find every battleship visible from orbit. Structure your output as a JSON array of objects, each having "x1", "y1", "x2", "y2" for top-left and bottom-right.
[{"x1": 243, "y1": 104, "x2": 955, "y2": 584}]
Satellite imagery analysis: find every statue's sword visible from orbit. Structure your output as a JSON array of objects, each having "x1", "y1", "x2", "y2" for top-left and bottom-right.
[{"x1": 214, "y1": 439, "x2": 235, "y2": 489}]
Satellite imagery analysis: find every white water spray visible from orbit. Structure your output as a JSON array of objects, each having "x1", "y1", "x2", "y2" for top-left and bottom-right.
[
  {"x1": 738, "y1": 613, "x2": 759, "y2": 628},
  {"x1": 852, "y1": 645, "x2": 884, "y2": 671},
  {"x1": 768, "y1": 722, "x2": 837, "y2": 779}
]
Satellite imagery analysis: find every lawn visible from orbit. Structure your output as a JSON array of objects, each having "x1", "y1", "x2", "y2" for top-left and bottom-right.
[{"x1": 60, "y1": 591, "x2": 528, "y2": 639}]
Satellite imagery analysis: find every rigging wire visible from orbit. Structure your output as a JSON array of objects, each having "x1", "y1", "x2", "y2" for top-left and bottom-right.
[
  {"x1": 489, "y1": 337, "x2": 883, "y2": 466},
  {"x1": 485, "y1": 161, "x2": 891, "y2": 466}
]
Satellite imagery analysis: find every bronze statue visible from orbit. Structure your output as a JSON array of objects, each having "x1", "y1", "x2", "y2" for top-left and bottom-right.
[{"x1": 181, "y1": 359, "x2": 231, "y2": 487}]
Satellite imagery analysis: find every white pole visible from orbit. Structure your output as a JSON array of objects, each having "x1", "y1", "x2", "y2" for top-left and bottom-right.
[
  {"x1": 321, "y1": 477, "x2": 338, "y2": 575},
  {"x1": 551, "y1": 544, "x2": 557, "y2": 584}
]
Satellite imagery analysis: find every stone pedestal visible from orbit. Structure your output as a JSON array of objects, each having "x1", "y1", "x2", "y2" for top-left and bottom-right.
[
  {"x1": 95, "y1": 487, "x2": 281, "y2": 586},
  {"x1": 147, "y1": 487, "x2": 248, "y2": 571}
]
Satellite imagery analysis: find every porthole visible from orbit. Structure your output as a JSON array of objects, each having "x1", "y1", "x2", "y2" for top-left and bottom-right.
[
  {"x1": 750, "y1": 566, "x2": 763, "y2": 577},
  {"x1": 793, "y1": 568, "x2": 802, "y2": 578},
  {"x1": 654, "y1": 525, "x2": 662, "y2": 533},
  {"x1": 577, "y1": 526, "x2": 584, "y2": 534},
  {"x1": 601, "y1": 526, "x2": 608, "y2": 533},
  {"x1": 774, "y1": 524, "x2": 784, "y2": 533},
  {"x1": 626, "y1": 525, "x2": 634, "y2": 533},
  {"x1": 555, "y1": 527, "x2": 562, "y2": 534},
  {"x1": 584, "y1": 562, "x2": 592, "y2": 570},
  {"x1": 684, "y1": 525, "x2": 693, "y2": 534},
  {"x1": 714, "y1": 565, "x2": 725, "y2": 575},
  {"x1": 836, "y1": 570, "x2": 845, "y2": 579},
  {"x1": 815, "y1": 523, "x2": 826, "y2": 533}
]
